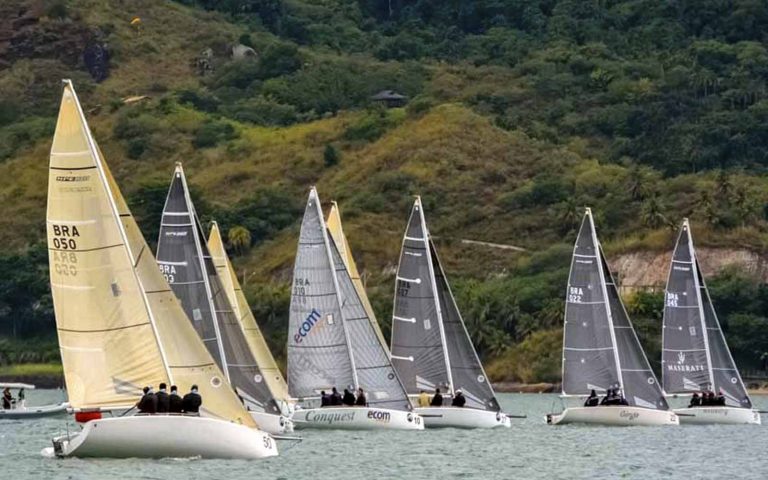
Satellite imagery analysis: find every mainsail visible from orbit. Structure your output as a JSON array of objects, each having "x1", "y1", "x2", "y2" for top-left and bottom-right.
[
  {"x1": 326, "y1": 202, "x2": 388, "y2": 348},
  {"x1": 48, "y1": 80, "x2": 255, "y2": 426},
  {"x1": 391, "y1": 198, "x2": 501, "y2": 411},
  {"x1": 207, "y1": 221, "x2": 290, "y2": 403},
  {"x1": 562, "y1": 208, "x2": 667, "y2": 410},
  {"x1": 156, "y1": 164, "x2": 279, "y2": 414},
  {"x1": 288, "y1": 188, "x2": 412, "y2": 410},
  {"x1": 662, "y1": 219, "x2": 751, "y2": 408}
]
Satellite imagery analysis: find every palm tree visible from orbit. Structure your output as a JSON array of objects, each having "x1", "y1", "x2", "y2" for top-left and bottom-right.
[
  {"x1": 640, "y1": 194, "x2": 668, "y2": 228},
  {"x1": 228, "y1": 225, "x2": 252, "y2": 255}
]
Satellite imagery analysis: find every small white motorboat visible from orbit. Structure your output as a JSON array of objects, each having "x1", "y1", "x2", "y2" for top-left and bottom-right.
[
  {"x1": 547, "y1": 406, "x2": 679, "y2": 426},
  {"x1": 293, "y1": 406, "x2": 423, "y2": 430},
  {"x1": 0, "y1": 383, "x2": 69, "y2": 419},
  {"x1": 414, "y1": 406, "x2": 511, "y2": 428},
  {"x1": 49, "y1": 415, "x2": 277, "y2": 459}
]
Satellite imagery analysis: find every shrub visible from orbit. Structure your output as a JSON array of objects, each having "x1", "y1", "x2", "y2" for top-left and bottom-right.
[
  {"x1": 323, "y1": 143, "x2": 340, "y2": 167},
  {"x1": 193, "y1": 120, "x2": 237, "y2": 148}
]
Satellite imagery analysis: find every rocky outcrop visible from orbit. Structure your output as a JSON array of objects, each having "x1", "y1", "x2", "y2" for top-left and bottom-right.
[{"x1": 611, "y1": 248, "x2": 768, "y2": 292}]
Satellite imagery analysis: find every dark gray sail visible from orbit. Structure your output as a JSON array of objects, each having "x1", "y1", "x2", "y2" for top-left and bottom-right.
[
  {"x1": 391, "y1": 199, "x2": 450, "y2": 394},
  {"x1": 600, "y1": 246, "x2": 668, "y2": 410},
  {"x1": 430, "y1": 239, "x2": 500, "y2": 411},
  {"x1": 287, "y1": 188, "x2": 355, "y2": 399},
  {"x1": 562, "y1": 209, "x2": 620, "y2": 395},
  {"x1": 663, "y1": 220, "x2": 751, "y2": 407},
  {"x1": 157, "y1": 164, "x2": 279, "y2": 414},
  {"x1": 330, "y1": 235, "x2": 412, "y2": 411}
]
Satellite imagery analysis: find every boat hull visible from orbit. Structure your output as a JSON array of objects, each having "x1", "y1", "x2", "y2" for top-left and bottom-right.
[
  {"x1": 415, "y1": 407, "x2": 511, "y2": 428},
  {"x1": 546, "y1": 406, "x2": 679, "y2": 426},
  {"x1": 51, "y1": 415, "x2": 278, "y2": 459},
  {"x1": 293, "y1": 407, "x2": 424, "y2": 430},
  {"x1": 673, "y1": 407, "x2": 761, "y2": 425},
  {"x1": 249, "y1": 411, "x2": 294, "y2": 434},
  {"x1": 0, "y1": 402, "x2": 69, "y2": 419}
]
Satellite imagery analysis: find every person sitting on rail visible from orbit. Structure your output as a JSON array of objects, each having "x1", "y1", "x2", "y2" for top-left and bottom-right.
[
  {"x1": 430, "y1": 388, "x2": 443, "y2": 407},
  {"x1": 169, "y1": 385, "x2": 183, "y2": 413},
  {"x1": 320, "y1": 390, "x2": 330, "y2": 407},
  {"x1": 451, "y1": 389, "x2": 466, "y2": 407},
  {"x1": 355, "y1": 388, "x2": 367, "y2": 407},
  {"x1": 342, "y1": 388, "x2": 356, "y2": 406},
  {"x1": 330, "y1": 387, "x2": 343, "y2": 406},
  {"x1": 584, "y1": 389, "x2": 600, "y2": 407},
  {"x1": 182, "y1": 385, "x2": 202, "y2": 414}
]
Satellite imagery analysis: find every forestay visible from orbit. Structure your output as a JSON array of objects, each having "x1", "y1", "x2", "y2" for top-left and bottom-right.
[
  {"x1": 207, "y1": 222, "x2": 290, "y2": 403},
  {"x1": 288, "y1": 189, "x2": 355, "y2": 398},
  {"x1": 48, "y1": 80, "x2": 254, "y2": 426},
  {"x1": 156, "y1": 165, "x2": 279, "y2": 414},
  {"x1": 662, "y1": 220, "x2": 751, "y2": 408}
]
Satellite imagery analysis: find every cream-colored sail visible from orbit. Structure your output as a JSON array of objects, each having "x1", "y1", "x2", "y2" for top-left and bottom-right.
[
  {"x1": 326, "y1": 202, "x2": 387, "y2": 347},
  {"x1": 47, "y1": 80, "x2": 255, "y2": 427},
  {"x1": 207, "y1": 222, "x2": 289, "y2": 402}
]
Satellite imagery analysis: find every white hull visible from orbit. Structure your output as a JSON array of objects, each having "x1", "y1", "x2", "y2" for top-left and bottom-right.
[
  {"x1": 0, "y1": 402, "x2": 69, "y2": 419},
  {"x1": 51, "y1": 415, "x2": 278, "y2": 459},
  {"x1": 547, "y1": 406, "x2": 679, "y2": 426},
  {"x1": 674, "y1": 407, "x2": 762, "y2": 425},
  {"x1": 415, "y1": 407, "x2": 511, "y2": 429},
  {"x1": 293, "y1": 407, "x2": 424, "y2": 430},
  {"x1": 249, "y1": 411, "x2": 294, "y2": 434}
]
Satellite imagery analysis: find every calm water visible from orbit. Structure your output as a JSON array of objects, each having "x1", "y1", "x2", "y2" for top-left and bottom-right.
[{"x1": 1, "y1": 390, "x2": 766, "y2": 479}]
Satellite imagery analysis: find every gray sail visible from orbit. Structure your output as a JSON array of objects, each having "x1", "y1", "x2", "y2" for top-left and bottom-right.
[
  {"x1": 287, "y1": 188, "x2": 355, "y2": 399},
  {"x1": 330, "y1": 235, "x2": 412, "y2": 411},
  {"x1": 600, "y1": 246, "x2": 668, "y2": 410},
  {"x1": 662, "y1": 220, "x2": 751, "y2": 407},
  {"x1": 391, "y1": 199, "x2": 450, "y2": 394},
  {"x1": 157, "y1": 165, "x2": 279, "y2": 414},
  {"x1": 430, "y1": 239, "x2": 501, "y2": 411},
  {"x1": 562, "y1": 209, "x2": 620, "y2": 395}
]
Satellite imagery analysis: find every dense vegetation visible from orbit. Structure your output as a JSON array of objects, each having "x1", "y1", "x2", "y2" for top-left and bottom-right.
[{"x1": 1, "y1": 0, "x2": 768, "y2": 384}]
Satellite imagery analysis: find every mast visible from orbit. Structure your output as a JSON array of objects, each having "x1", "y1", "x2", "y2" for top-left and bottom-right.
[
  {"x1": 588, "y1": 208, "x2": 623, "y2": 392},
  {"x1": 64, "y1": 79, "x2": 173, "y2": 384},
  {"x1": 313, "y1": 188, "x2": 359, "y2": 390},
  {"x1": 418, "y1": 197, "x2": 454, "y2": 394},
  {"x1": 176, "y1": 163, "x2": 230, "y2": 381},
  {"x1": 686, "y1": 218, "x2": 717, "y2": 391}
]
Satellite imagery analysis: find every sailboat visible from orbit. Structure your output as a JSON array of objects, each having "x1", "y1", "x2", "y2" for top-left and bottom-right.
[
  {"x1": 287, "y1": 188, "x2": 423, "y2": 430},
  {"x1": 207, "y1": 221, "x2": 292, "y2": 413},
  {"x1": 391, "y1": 197, "x2": 511, "y2": 428},
  {"x1": 661, "y1": 219, "x2": 761, "y2": 424},
  {"x1": 547, "y1": 208, "x2": 678, "y2": 426},
  {"x1": 45, "y1": 80, "x2": 277, "y2": 459},
  {"x1": 155, "y1": 164, "x2": 291, "y2": 434}
]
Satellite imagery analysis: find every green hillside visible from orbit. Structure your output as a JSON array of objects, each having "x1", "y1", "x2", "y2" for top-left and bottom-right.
[{"x1": 2, "y1": 0, "x2": 768, "y2": 383}]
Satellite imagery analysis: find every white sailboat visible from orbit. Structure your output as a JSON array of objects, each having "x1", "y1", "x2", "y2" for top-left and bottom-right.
[
  {"x1": 391, "y1": 197, "x2": 511, "y2": 428},
  {"x1": 288, "y1": 188, "x2": 423, "y2": 430},
  {"x1": 0, "y1": 383, "x2": 69, "y2": 419},
  {"x1": 45, "y1": 80, "x2": 278, "y2": 459},
  {"x1": 155, "y1": 164, "x2": 291, "y2": 434},
  {"x1": 662, "y1": 219, "x2": 761, "y2": 425},
  {"x1": 547, "y1": 208, "x2": 678, "y2": 426}
]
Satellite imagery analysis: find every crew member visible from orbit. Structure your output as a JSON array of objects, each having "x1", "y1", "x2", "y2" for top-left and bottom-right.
[
  {"x1": 320, "y1": 390, "x2": 330, "y2": 407},
  {"x1": 584, "y1": 389, "x2": 599, "y2": 407},
  {"x1": 2, "y1": 387, "x2": 12, "y2": 410},
  {"x1": 715, "y1": 391, "x2": 726, "y2": 406},
  {"x1": 156, "y1": 382, "x2": 170, "y2": 414},
  {"x1": 169, "y1": 385, "x2": 183, "y2": 414},
  {"x1": 355, "y1": 388, "x2": 367, "y2": 407},
  {"x1": 330, "y1": 387, "x2": 342, "y2": 406},
  {"x1": 689, "y1": 393, "x2": 701, "y2": 408},
  {"x1": 451, "y1": 389, "x2": 466, "y2": 407},
  {"x1": 418, "y1": 390, "x2": 430, "y2": 407},
  {"x1": 137, "y1": 386, "x2": 157, "y2": 414},
  {"x1": 342, "y1": 388, "x2": 356, "y2": 406},
  {"x1": 431, "y1": 388, "x2": 443, "y2": 407},
  {"x1": 182, "y1": 385, "x2": 202, "y2": 414},
  {"x1": 600, "y1": 388, "x2": 614, "y2": 406},
  {"x1": 17, "y1": 388, "x2": 25, "y2": 408}
]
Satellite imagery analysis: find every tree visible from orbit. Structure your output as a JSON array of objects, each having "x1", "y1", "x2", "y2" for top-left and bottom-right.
[
  {"x1": 640, "y1": 194, "x2": 667, "y2": 228},
  {"x1": 323, "y1": 143, "x2": 340, "y2": 167},
  {"x1": 228, "y1": 225, "x2": 252, "y2": 255}
]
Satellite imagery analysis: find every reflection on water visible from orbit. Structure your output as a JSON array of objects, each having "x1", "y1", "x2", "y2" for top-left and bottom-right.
[{"x1": 1, "y1": 390, "x2": 766, "y2": 479}]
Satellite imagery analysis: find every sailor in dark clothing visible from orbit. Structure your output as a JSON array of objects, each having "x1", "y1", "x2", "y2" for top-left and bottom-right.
[
  {"x1": 156, "y1": 383, "x2": 170, "y2": 414},
  {"x1": 182, "y1": 385, "x2": 202, "y2": 414},
  {"x1": 320, "y1": 390, "x2": 330, "y2": 407},
  {"x1": 330, "y1": 387, "x2": 343, "y2": 406},
  {"x1": 584, "y1": 389, "x2": 599, "y2": 407},
  {"x1": 431, "y1": 388, "x2": 443, "y2": 407},
  {"x1": 2, "y1": 387, "x2": 12, "y2": 410},
  {"x1": 716, "y1": 391, "x2": 726, "y2": 406},
  {"x1": 137, "y1": 386, "x2": 157, "y2": 414},
  {"x1": 600, "y1": 389, "x2": 613, "y2": 406},
  {"x1": 689, "y1": 393, "x2": 701, "y2": 408},
  {"x1": 355, "y1": 388, "x2": 367, "y2": 407},
  {"x1": 707, "y1": 391, "x2": 716, "y2": 406},
  {"x1": 451, "y1": 389, "x2": 466, "y2": 407},
  {"x1": 342, "y1": 388, "x2": 356, "y2": 406},
  {"x1": 169, "y1": 385, "x2": 183, "y2": 414}
]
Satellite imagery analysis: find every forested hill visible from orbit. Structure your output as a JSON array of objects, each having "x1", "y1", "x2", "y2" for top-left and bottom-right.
[{"x1": 2, "y1": 0, "x2": 768, "y2": 383}]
